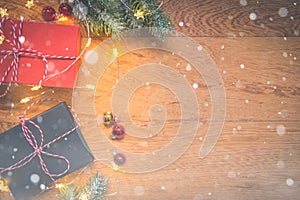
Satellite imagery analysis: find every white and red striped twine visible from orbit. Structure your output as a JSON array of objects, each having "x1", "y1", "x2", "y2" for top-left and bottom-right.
[{"x1": 0, "y1": 98, "x2": 80, "y2": 181}]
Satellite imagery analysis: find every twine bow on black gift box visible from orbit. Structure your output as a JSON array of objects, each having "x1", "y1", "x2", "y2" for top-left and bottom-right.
[{"x1": 0, "y1": 99, "x2": 80, "y2": 181}]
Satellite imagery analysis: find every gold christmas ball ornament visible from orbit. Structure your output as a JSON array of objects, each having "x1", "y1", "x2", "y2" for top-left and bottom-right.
[{"x1": 103, "y1": 111, "x2": 114, "y2": 126}]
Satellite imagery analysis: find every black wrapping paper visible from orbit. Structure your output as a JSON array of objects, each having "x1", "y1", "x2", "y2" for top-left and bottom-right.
[{"x1": 0, "y1": 102, "x2": 94, "y2": 200}]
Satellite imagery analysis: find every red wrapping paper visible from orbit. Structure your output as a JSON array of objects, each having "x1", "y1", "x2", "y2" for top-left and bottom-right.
[{"x1": 0, "y1": 19, "x2": 81, "y2": 88}]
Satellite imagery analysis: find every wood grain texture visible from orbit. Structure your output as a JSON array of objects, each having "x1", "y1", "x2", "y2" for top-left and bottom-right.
[
  {"x1": 164, "y1": 0, "x2": 300, "y2": 37},
  {"x1": 0, "y1": 0, "x2": 300, "y2": 200}
]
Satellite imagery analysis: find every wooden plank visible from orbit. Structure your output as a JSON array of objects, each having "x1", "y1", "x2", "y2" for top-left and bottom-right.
[{"x1": 164, "y1": 0, "x2": 300, "y2": 37}]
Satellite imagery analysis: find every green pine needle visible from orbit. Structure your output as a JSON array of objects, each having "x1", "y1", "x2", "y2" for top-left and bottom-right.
[
  {"x1": 59, "y1": 185, "x2": 80, "y2": 200},
  {"x1": 84, "y1": 172, "x2": 109, "y2": 200},
  {"x1": 72, "y1": 0, "x2": 173, "y2": 39},
  {"x1": 58, "y1": 172, "x2": 109, "y2": 200}
]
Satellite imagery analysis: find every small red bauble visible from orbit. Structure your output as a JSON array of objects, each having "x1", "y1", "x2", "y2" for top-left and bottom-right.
[
  {"x1": 42, "y1": 6, "x2": 56, "y2": 21},
  {"x1": 58, "y1": 3, "x2": 73, "y2": 16},
  {"x1": 110, "y1": 124, "x2": 125, "y2": 140},
  {"x1": 113, "y1": 153, "x2": 126, "y2": 166}
]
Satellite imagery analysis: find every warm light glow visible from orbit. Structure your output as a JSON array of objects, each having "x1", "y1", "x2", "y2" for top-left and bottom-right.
[
  {"x1": 31, "y1": 85, "x2": 41, "y2": 91},
  {"x1": 25, "y1": 0, "x2": 34, "y2": 9},
  {"x1": 0, "y1": 7, "x2": 8, "y2": 17},
  {"x1": 134, "y1": 6, "x2": 146, "y2": 20},
  {"x1": 55, "y1": 183, "x2": 66, "y2": 189},
  {"x1": 20, "y1": 97, "x2": 31, "y2": 103},
  {"x1": 57, "y1": 15, "x2": 69, "y2": 22},
  {"x1": 111, "y1": 163, "x2": 121, "y2": 171},
  {"x1": 86, "y1": 38, "x2": 92, "y2": 47},
  {"x1": 112, "y1": 48, "x2": 119, "y2": 58},
  {"x1": 0, "y1": 35, "x2": 5, "y2": 45},
  {"x1": 0, "y1": 180, "x2": 9, "y2": 192}
]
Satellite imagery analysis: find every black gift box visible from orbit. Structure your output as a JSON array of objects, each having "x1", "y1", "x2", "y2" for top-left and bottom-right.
[{"x1": 0, "y1": 102, "x2": 94, "y2": 200}]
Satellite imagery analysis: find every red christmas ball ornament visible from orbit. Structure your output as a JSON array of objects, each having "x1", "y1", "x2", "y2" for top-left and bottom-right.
[
  {"x1": 58, "y1": 3, "x2": 73, "y2": 16},
  {"x1": 42, "y1": 6, "x2": 56, "y2": 21},
  {"x1": 110, "y1": 124, "x2": 125, "y2": 140},
  {"x1": 113, "y1": 152, "x2": 126, "y2": 166}
]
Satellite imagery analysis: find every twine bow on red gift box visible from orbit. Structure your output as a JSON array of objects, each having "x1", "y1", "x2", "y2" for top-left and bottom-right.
[
  {"x1": 0, "y1": 100, "x2": 79, "y2": 182},
  {"x1": 0, "y1": 17, "x2": 78, "y2": 97}
]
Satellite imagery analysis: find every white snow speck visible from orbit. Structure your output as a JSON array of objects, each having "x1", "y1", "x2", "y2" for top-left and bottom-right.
[
  {"x1": 186, "y1": 63, "x2": 192, "y2": 71},
  {"x1": 204, "y1": 102, "x2": 209, "y2": 107},
  {"x1": 269, "y1": 17, "x2": 274, "y2": 21},
  {"x1": 26, "y1": 63, "x2": 31, "y2": 67},
  {"x1": 197, "y1": 45, "x2": 203, "y2": 51},
  {"x1": 25, "y1": 185, "x2": 30, "y2": 190},
  {"x1": 276, "y1": 125, "x2": 286, "y2": 136},
  {"x1": 84, "y1": 50, "x2": 99, "y2": 64},
  {"x1": 19, "y1": 36, "x2": 25, "y2": 44},
  {"x1": 193, "y1": 83, "x2": 199, "y2": 89},
  {"x1": 7, "y1": 171, "x2": 13, "y2": 176},
  {"x1": 13, "y1": 147, "x2": 18, "y2": 152},
  {"x1": 286, "y1": 178, "x2": 294, "y2": 186},
  {"x1": 179, "y1": 21, "x2": 184, "y2": 27},
  {"x1": 282, "y1": 77, "x2": 286, "y2": 81},
  {"x1": 40, "y1": 184, "x2": 46, "y2": 190},
  {"x1": 232, "y1": 127, "x2": 238, "y2": 134},
  {"x1": 30, "y1": 174, "x2": 40, "y2": 184},
  {"x1": 37, "y1": 116, "x2": 43, "y2": 123},
  {"x1": 240, "y1": 0, "x2": 248, "y2": 6},
  {"x1": 208, "y1": 192, "x2": 212, "y2": 196},
  {"x1": 223, "y1": 70, "x2": 227, "y2": 74},
  {"x1": 161, "y1": 186, "x2": 166, "y2": 190},
  {"x1": 221, "y1": 45, "x2": 225, "y2": 49},
  {"x1": 134, "y1": 186, "x2": 145, "y2": 196},
  {"x1": 278, "y1": 7, "x2": 288, "y2": 17},
  {"x1": 240, "y1": 64, "x2": 245, "y2": 69},
  {"x1": 249, "y1": 12, "x2": 257, "y2": 20},
  {"x1": 245, "y1": 99, "x2": 249, "y2": 104}
]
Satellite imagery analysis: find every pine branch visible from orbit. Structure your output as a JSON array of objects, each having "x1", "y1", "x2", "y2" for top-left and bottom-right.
[
  {"x1": 58, "y1": 184, "x2": 80, "y2": 200},
  {"x1": 72, "y1": 0, "x2": 173, "y2": 39},
  {"x1": 83, "y1": 172, "x2": 109, "y2": 200}
]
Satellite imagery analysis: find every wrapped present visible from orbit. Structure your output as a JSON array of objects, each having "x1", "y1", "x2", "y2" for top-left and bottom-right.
[
  {"x1": 0, "y1": 102, "x2": 94, "y2": 200},
  {"x1": 0, "y1": 17, "x2": 81, "y2": 88}
]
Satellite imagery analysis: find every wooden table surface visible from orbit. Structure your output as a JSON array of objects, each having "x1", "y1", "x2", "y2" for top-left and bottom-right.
[{"x1": 0, "y1": 0, "x2": 299, "y2": 199}]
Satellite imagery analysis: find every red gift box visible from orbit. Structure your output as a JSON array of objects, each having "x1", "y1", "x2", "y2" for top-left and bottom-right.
[{"x1": 0, "y1": 18, "x2": 81, "y2": 88}]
